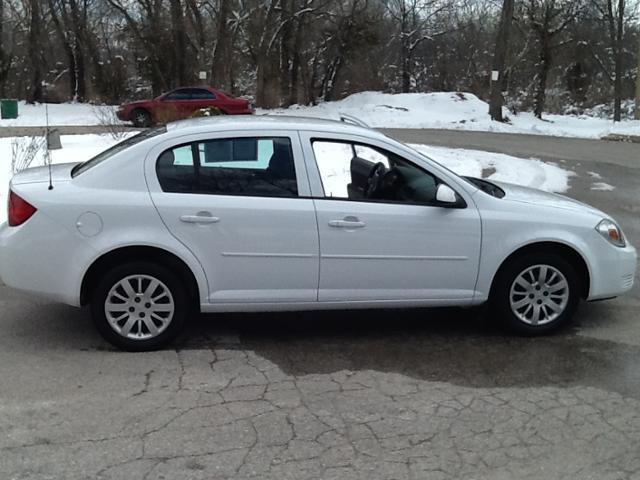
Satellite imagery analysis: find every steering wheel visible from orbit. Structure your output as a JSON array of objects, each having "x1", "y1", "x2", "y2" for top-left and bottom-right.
[{"x1": 364, "y1": 162, "x2": 387, "y2": 198}]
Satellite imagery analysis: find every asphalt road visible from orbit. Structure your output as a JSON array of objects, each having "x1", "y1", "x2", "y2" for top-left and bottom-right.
[
  {"x1": 1, "y1": 129, "x2": 639, "y2": 480},
  {"x1": 383, "y1": 128, "x2": 640, "y2": 169}
]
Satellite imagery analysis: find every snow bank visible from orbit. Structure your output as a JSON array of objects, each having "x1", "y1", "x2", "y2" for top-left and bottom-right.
[
  {"x1": 591, "y1": 182, "x2": 615, "y2": 191},
  {"x1": 0, "y1": 102, "x2": 119, "y2": 127},
  {"x1": 262, "y1": 91, "x2": 640, "y2": 139},
  {"x1": 2, "y1": 94, "x2": 637, "y2": 139},
  {"x1": 410, "y1": 144, "x2": 573, "y2": 193}
]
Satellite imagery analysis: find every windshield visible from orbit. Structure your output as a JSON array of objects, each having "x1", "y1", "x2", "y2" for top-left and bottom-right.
[{"x1": 71, "y1": 127, "x2": 166, "y2": 177}]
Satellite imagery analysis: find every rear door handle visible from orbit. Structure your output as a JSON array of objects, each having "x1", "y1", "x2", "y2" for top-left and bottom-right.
[
  {"x1": 328, "y1": 217, "x2": 366, "y2": 229},
  {"x1": 180, "y1": 212, "x2": 220, "y2": 224}
]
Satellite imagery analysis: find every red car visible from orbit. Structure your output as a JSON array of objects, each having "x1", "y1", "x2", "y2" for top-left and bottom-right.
[{"x1": 116, "y1": 87, "x2": 255, "y2": 127}]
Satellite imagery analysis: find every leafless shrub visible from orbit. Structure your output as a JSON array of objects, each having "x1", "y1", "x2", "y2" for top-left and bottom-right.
[
  {"x1": 189, "y1": 107, "x2": 224, "y2": 118},
  {"x1": 92, "y1": 105, "x2": 129, "y2": 140},
  {"x1": 11, "y1": 136, "x2": 46, "y2": 174}
]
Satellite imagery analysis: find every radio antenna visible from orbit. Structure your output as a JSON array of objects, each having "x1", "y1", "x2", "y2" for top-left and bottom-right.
[{"x1": 45, "y1": 101, "x2": 53, "y2": 190}]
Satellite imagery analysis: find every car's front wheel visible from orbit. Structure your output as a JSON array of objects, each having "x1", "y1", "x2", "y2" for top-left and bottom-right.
[
  {"x1": 131, "y1": 108, "x2": 152, "y2": 127},
  {"x1": 492, "y1": 253, "x2": 582, "y2": 335},
  {"x1": 90, "y1": 262, "x2": 188, "y2": 351}
]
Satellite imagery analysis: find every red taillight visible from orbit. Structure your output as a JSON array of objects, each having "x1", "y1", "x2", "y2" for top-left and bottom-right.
[{"x1": 8, "y1": 191, "x2": 37, "y2": 227}]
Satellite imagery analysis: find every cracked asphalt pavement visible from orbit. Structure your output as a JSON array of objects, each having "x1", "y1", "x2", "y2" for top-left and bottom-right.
[{"x1": 1, "y1": 130, "x2": 639, "y2": 479}]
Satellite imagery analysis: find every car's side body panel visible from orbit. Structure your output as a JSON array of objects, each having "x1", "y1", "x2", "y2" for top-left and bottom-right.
[
  {"x1": 0, "y1": 178, "x2": 210, "y2": 307},
  {"x1": 470, "y1": 191, "x2": 637, "y2": 302},
  {"x1": 297, "y1": 130, "x2": 483, "y2": 304},
  {"x1": 0, "y1": 116, "x2": 636, "y2": 317},
  {"x1": 116, "y1": 88, "x2": 254, "y2": 123},
  {"x1": 144, "y1": 130, "x2": 320, "y2": 304}
]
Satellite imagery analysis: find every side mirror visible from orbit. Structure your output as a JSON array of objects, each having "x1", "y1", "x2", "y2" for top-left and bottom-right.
[
  {"x1": 436, "y1": 184, "x2": 457, "y2": 203},
  {"x1": 435, "y1": 184, "x2": 465, "y2": 208}
]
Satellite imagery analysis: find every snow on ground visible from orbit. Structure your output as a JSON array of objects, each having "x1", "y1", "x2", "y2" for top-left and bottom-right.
[
  {"x1": 0, "y1": 102, "x2": 117, "y2": 127},
  {"x1": 0, "y1": 134, "x2": 127, "y2": 222},
  {"x1": 411, "y1": 144, "x2": 572, "y2": 193},
  {"x1": 1, "y1": 93, "x2": 637, "y2": 139},
  {"x1": 262, "y1": 91, "x2": 640, "y2": 139},
  {"x1": 591, "y1": 182, "x2": 615, "y2": 191},
  {"x1": 0, "y1": 133, "x2": 576, "y2": 224}
]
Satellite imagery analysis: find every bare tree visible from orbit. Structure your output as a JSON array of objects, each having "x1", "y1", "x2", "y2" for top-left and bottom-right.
[
  {"x1": 105, "y1": 0, "x2": 187, "y2": 95},
  {"x1": 0, "y1": 0, "x2": 635, "y2": 121},
  {"x1": 47, "y1": 0, "x2": 89, "y2": 101},
  {"x1": 526, "y1": 0, "x2": 581, "y2": 119},
  {"x1": 386, "y1": 0, "x2": 451, "y2": 93}
]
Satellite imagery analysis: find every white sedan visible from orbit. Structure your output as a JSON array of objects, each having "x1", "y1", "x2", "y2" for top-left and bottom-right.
[{"x1": 0, "y1": 116, "x2": 636, "y2": 350}]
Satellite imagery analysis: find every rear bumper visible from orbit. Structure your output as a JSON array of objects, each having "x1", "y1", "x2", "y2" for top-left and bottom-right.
[
  {"x1": 587, "y1": 241, "x2": 637, "y2": 300},
  {"x1": 0, "y1": 215, "x2": 91, "y2": 306}
]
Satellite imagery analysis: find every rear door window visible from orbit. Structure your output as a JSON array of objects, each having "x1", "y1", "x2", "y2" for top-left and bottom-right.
[{"x1": 156, "y1": 137, "x2": 298, "y2": 197}]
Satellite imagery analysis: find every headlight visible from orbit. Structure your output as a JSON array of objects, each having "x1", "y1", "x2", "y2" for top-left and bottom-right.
[{"x1": 596, "y1": 219, "x2": 626, "y2": 247}]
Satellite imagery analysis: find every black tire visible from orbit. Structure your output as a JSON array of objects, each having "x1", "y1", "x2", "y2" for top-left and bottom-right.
[
  {"x1": 131, "y1": 108, "x2": 152, "y2": 127},
  {"x1": 491, "y1": 252, "x2": 582, "y2": 335},
  {"x1": 90, "y1": 261, "x2": 189, "y2": 351}
]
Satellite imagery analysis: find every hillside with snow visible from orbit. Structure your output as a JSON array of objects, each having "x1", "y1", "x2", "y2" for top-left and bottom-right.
[
  {"x1": 1, "y1": 92, "x2": 638, "y2": 140},
  {"x1": 263, "y1": 91, "x2": 640, "y2": 139}
]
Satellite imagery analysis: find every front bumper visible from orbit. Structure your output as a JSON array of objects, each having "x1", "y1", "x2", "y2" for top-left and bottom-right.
[{"x1": 587, "y1": 241, "x2": 637, "y2": 300}]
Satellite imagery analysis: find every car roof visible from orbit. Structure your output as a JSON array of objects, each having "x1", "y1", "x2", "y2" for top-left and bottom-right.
[{"x1": 165, "y1": 114, "x2": 385, "y2": 140}]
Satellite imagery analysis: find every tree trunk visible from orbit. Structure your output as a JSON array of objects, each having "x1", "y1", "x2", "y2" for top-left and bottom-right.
[
  {"x1": 399, "y1": 8, "x2": 411, "y2": 94},
  {"x1": 613, "y1": 0, "x2": 625, "y2": 122},
  {"x1": 256, "y1": 58, "x2": 279, "y2": 107},
  {"x1": 289, "y1": 16, "x2": 304, "y2": 105},
  {"x1": 74, "y1": 42, "x2": 86, "y2": 101},
  {"x1": 0, "y1": 0, "x2": 12, "y2": 97},
  {"x1": 67, "y1": 46, "x2": 78, "y2": 100},
  {"x1": 27, "y1": 0, "x2": 43, "y2": 103},
  {"x1": 279, "y1": 0, "x2": 293, "y2": 105},
  {"x1": 169, "y1": 0, "x2": 188, "y2": 87},
  {"x1": 69, "y1": 0, "x2": 86, "y2": 102},
  {"x1": 636, "y1": 35, "x2": 640, "y2": 120},
  {"x1": 400, "y1": 37, "x2": 411, "y2": 93},
  {"x1": 489, "y1": 0, "x2": 514, "y2": 122},
  {"x1": 534, "y1": 39, "x2": 551, "y2": 119},
  {"x1": 211, "y1": 0, "x2": 233, "y2": 92}
]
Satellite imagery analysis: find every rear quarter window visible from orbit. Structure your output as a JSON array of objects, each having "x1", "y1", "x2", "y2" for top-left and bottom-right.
[{"x1": 72, "y1": 127, "x2": 166, "y2": 177}]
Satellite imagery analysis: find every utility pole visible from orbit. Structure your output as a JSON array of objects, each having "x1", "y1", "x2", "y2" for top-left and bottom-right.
[{"x1": 489, "y1": 0, "x2": 515, "y2": 122}]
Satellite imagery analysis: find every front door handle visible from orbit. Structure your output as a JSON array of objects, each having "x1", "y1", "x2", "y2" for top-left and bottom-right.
[
  {"x1": 180, "y1": 212, "x2": 220, "y2": 224},
  {"x1": 328, "y1": 217, "x2": 366, "y2": 229}
]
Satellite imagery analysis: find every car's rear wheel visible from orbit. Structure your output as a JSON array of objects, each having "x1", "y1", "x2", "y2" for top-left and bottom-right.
[
  {"x1": 492, "y1": 253, "x2": 581, "y2": 335},
  {"x1": 90, "y1": 262, "x2": 188, "y2": 351},
  {"x1": 131, "y1": 108, "x2": 152, "y2": 127}
]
